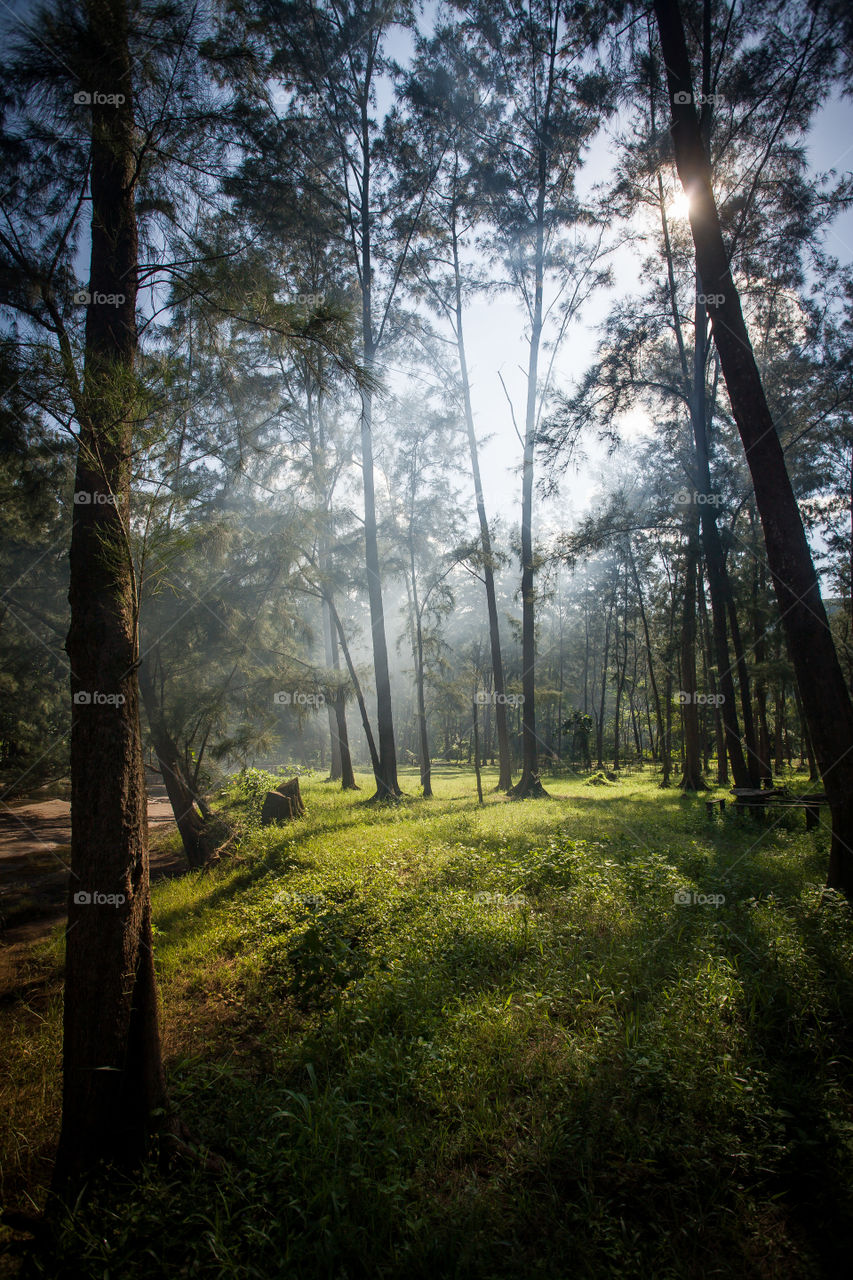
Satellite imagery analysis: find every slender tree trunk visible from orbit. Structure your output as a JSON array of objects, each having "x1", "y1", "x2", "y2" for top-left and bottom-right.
[
  {"x1": 679, "y1": 513, "x2": 705, "y2": 789},
  {"x1": 328, "y1": 611, "x2": 357, "y2": 788},
  {"x1": 410, "y1": 546, "x2": 432, "y2": 798},
  {"x1": 511, "y1": 130, "x2": 550, "y2": 800},
  {"x1": 596, "y1": 594, "x2": 614, "y2": 769},
  {"x1": 326, "y1": 595, "x2": 381, "y2": 782},
  {"x1": 751, "y1": 551, "x2": 773, "y2": 784},
  {"x1": 629, "y1": 545, "x2": 665, "y2": 771},
  {"x1": 138, "y1": 660, "x2": 209, "y2": 868},
  {"x1": 472, "y1": 696, "x2": 484, "y2": 805},
  {"x1": 699, "y1": 576, "x2": 727, "y2": 785},
  {"x1": 322, "y1": 598, "x2": 342, "y2": 780},
  {"x1": 55, "y1": 0, "x2": 167, "y2": 1191},
  {"x1": 453, "y1": 228, "x2": 512, "y2": 790},
  {"x1": 655, "y1": 0, "x2": 853, "y2": 891},
  {"x1": 358, "y1": 96, "x2": 399, "y2": 800}
]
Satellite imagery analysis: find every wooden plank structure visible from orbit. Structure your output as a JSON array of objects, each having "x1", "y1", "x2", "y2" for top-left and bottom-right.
[{"x1": 729, "y1": 785, "x2": 828, "y2": 830}]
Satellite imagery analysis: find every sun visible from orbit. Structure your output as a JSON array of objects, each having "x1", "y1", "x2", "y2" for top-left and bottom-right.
[{"x1": 668, "y1": 189, "x2": 692, "y2": 221}]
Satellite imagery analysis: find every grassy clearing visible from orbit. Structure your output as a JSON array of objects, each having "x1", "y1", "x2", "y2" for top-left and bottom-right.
[{"x1": 3, "y1": 767, "x2": 853, "y2": 1278}]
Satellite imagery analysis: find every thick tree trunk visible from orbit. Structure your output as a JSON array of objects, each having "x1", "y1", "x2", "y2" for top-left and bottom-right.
[
  {"x1": 655, "y1": 0, "x2": 853, "y2": 892},
  {"x1": 54, "y1": 0, "x2": 167, "y2": 1191}
]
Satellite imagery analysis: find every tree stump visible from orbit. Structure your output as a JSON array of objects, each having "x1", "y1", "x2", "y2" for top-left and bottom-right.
[{"x1": 260, "y1": 777, "x2": 306, "y2": 826}]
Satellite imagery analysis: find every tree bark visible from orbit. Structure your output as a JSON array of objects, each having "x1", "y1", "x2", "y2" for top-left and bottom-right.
[
  {"x1": 655, "y1": 0, "x2": 853, "y2": 892},
  {"x1": 55, "y1": 0, "x2": 167, "y2": 1191}
]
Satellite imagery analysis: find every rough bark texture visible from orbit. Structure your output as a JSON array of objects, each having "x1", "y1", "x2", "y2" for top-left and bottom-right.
[
  {"x1": 54, "y1": 0, "x2": 167, "y2": 1191},
  {"x1": 655, "y1": 0, "x2": 853, "y2": 893},
  {"x1": 261, "y1": 778, "x2": 305, "y2": 825}
]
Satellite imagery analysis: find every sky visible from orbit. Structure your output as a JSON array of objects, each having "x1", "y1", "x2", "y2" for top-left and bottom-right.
[{"x1": 378, "y1": 10, "x2": 853, "y2": 547}]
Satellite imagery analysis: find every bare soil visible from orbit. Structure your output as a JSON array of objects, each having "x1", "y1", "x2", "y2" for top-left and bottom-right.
[{"x1": 0, "y1": 791, "x2": 184, "y2": 1000}]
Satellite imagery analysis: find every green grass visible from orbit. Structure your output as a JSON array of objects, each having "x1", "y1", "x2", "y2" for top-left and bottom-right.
[{"x1": 4, "y1": 767, "x2": 853, "y2": 1278}]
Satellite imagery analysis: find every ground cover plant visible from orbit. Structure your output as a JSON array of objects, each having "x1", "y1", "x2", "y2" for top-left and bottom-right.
[{"x1": 3, "y1": 768, "x2": 852, "y2": 1279}]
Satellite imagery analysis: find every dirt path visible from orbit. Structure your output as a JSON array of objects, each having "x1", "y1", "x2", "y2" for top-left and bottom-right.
[{"x1": 0, "y1": 793, "x2": 184, "y2": 1000}]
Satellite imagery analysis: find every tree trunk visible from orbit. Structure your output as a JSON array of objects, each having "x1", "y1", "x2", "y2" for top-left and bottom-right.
[
  {"x1": 472, "y1": 697, "x2": 484, "y2": 805},
  {"x1": 326, "y1": 594, "x2": 381, "y2": 782},
  {"x1": 322, "y1": 598, "x2": 342, "y2": 780},
  {"x1": 510, "y1": 136, "x2": 549, "y2": 801},
  {"x1": 453, "y1": 225, "x2": 512, "y2": 790},
  {"x1": 54, "y1": 0, "x2": 167, "y2": 1191},
  {"x1": 679, "y1": 513, "x2": 705, "y2": 789},
  {"x1": 655, "y1": 0, "x2": 853, "y2": 892},
  {"x1": 138, "y1": 660, "x2": 210, "y2": 869},
  {"x1": 629, "y1": 545, "x2": 666, "y2": 772}
]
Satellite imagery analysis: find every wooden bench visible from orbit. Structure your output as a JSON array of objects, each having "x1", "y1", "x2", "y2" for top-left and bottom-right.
[
  {"x1": 705, "y1": 797, "x2": 726, "y2": 816},
  {"x1": 731, "y1": 787, "x2": 827, "y2": 829}
]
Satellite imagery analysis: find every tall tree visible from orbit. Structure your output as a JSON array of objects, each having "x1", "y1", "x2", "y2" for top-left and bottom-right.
[
  {"x1": 463, "y1": 0, "x2": 609, "y2": 796},
  {"x1": 654, "y1": 0, "x2": 853, "y2": 893}
]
